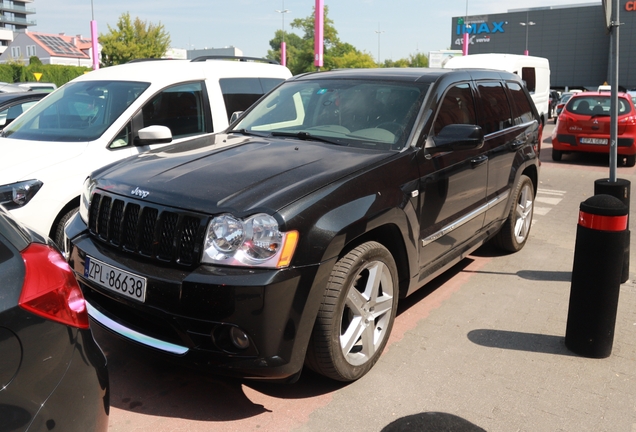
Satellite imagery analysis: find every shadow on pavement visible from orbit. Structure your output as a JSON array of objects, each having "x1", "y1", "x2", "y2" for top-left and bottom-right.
[
  {"x1": 92, "y1": 324, "x2": 345, "y2": 421},
  {"x1": 381, "y1": 412, "x2": 486, "y2": 432},
  {"x1": 467, "y1": 329, "x2": 576, "y2": 356}
]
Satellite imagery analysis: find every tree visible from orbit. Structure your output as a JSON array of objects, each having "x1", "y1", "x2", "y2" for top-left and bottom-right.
[
  {"x1": 267, "y1": 6, "x2": 377, "y2": 74},
  {"x1": 99, "y1": 12, "x2": 171, "y2": 66}
]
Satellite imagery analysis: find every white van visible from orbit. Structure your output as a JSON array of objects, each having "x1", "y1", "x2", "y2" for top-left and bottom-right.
[
  {"x1": 0, "y1": 57, "x2": 292, "y2": 246},
  {"x1": 444, "y1": 53, "x2": 551, "y2": 125}
]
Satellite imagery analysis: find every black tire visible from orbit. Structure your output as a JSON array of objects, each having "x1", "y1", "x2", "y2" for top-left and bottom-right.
[
  {"x1": 493, "y1": 175, "x2": 534, "y2": 253},
  {"x1": 552, "y1": 149, "x2": 563, "y2": 161},
  {"x1": 305, "y1": 241, "x2": 398, "y2": 382},
  {"x1": 625, "y1": 155, "x2": 636, "y2": 167},
  {"x1": 53, "y1": 207, "x2": 78, "y2": 249}
]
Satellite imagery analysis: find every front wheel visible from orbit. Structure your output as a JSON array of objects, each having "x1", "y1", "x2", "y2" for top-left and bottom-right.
[
  {"x1": 493, "y1": 175, "x2": 534, "y2": 253},
  {"x1": 305, "y1": 242, "x2": 398, "y2": 382},
  {"x1": 53, "y1": 207, "x2": 79, "y2": 249}
]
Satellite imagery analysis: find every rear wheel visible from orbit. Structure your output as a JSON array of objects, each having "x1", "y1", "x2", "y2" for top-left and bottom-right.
[
  {"x1": 306, "y1": 241, "x2": 398, "y2": 382},
  {"x1": 625, "y1": 155, "x2": 636, "y2": 167},
  {"x1": 552, "y1": 149, "x2": 563, "y2": 161},
  {"x1": 493, "y1": 175, "x2": 534, "y2": 252}
]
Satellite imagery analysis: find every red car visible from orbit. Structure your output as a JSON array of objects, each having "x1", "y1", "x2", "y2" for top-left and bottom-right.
[{"x1": 551, "y1": 91, "x2": 636, "y2": 166}]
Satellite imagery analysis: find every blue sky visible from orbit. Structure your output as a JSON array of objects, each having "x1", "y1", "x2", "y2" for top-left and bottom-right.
[{"x1": 35, "y1": 0, "x2": 597, "y2": 62}]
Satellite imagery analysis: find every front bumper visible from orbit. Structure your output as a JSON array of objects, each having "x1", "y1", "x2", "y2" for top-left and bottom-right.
[{"x1": 67, "y1": 229, "x2": 334, "y2": 381}]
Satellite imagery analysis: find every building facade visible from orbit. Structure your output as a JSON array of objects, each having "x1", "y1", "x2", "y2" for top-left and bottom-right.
[
  {"x1": 0, "y1": 31, "x2": 95, "y2": 67},
  {"x1": 451, "y1": 1, "x2": 636, "y2": 90}
]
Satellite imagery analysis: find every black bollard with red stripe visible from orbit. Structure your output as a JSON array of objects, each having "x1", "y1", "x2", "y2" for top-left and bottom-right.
[
  {"x1": 565, "y1": 194, "x2": 628, "y2": 358},
  {"x1": 594, "y1": 178, "x2": 631, "y2": 283}
]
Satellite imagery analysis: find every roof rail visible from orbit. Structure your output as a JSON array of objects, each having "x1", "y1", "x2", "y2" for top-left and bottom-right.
[
  {"x1": 127, "y1": 58, "x2": 178, "y2": 63},
  {"x1": 190, "y1": 55, "x2": 280, "y2": 65}
]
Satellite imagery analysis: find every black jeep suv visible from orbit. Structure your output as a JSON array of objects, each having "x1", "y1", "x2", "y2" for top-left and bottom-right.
[{"x1": 65, "y1": 68, "x2": 541, "y2": 383}]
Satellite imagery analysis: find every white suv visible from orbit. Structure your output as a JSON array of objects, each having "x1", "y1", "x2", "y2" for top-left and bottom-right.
[{"x1": 0, "y1": 57, "x2": 291, "y2": 245}]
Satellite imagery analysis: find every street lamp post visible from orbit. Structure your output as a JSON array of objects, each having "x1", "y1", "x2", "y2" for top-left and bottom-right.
[
  {"x1": 375, "y1": 23, "x2": 384, "y2": 66},
  {"x1": 519, "y1": 12, "x2": 536, "y2": 56},
  {"x1": 275, "y1": 2, "x2": 290, "y2": 66},
  {"x1": 90, "y1": 0, "x2": 99, "y2": 69}
]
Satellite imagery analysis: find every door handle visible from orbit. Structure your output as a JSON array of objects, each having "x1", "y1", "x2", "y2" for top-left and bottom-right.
[
  {"x1": 470, "y1": 155, "x2": 488, "y2": 168},
  {"x1": 511, "y1": 140, "x2": 525, "y2": 150}
]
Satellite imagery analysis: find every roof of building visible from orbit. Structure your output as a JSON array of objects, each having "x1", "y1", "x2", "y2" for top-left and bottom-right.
[{"x1": 25, "y1": 31, "x2": 91, "y2": 59}]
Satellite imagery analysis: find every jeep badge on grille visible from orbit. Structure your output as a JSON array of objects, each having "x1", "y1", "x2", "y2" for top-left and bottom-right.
[{"x1": 131, "y1": 187, "x2": 150, "y2": 198}]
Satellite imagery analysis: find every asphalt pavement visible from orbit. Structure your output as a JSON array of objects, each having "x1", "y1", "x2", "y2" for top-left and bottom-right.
[{"x1": 97, "y1": 123, "x2": 636, "y2": 432}]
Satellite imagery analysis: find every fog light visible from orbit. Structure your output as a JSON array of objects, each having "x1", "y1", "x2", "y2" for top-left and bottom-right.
[{"x1": 230, "y1": 326, "x2": 250, "y2": 350}]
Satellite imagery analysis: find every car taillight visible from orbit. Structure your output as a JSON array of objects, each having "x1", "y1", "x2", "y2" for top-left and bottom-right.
[
  {"x1": 619, "y1": 115, "x2": 636, "y2": 126},
  {"x1": 18, "y1": 243, "x2": 89, "y2": 329}
]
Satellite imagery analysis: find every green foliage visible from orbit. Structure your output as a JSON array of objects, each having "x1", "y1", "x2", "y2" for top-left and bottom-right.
[
  {"x1": 266, "y1": 6, "x2": 427, "y2": 74},
  {"x1": 0, "y1": 63, "x2": 90, "y2": 86},
  {"x1": 99, "y1": 12, "x2": 171, "y2": 66},
  {"x1": 29, "y1": 56, "x2": 43, "y2": 66},
  {"x1": 382, "y1": 53, "x2": 428, "y2": 68}
]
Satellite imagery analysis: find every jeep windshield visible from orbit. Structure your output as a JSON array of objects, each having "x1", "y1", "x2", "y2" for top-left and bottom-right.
[
  {"x1": 231, "y1": 78, "x2": 428, "y2": 151},
  {"x1": 1, "y1": 80, "x2": 150, "y2": 142}
]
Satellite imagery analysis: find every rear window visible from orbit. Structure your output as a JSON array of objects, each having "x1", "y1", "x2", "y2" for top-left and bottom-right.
[
  {"x1": 220, "y1": 77, "x2": 285, "y2": 121},
  {"x1": 566, "y1": 96, "x2": 632, "y2": 116}
]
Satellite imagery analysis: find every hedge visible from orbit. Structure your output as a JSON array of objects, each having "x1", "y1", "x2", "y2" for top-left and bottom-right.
[{"x1": 0, "y1": 63, "x2": 92, "y2": 87}]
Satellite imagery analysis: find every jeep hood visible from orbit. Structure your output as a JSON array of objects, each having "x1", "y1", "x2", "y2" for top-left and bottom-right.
[
  {"x1": 0, "y1": 138, "x2": 88, "y2": 184},
  {"x1": 94, "y1": 133, "x2": 393, "y2": 214}
]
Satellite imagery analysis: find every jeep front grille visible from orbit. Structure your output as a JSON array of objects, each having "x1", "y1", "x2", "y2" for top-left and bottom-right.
[{"x1": 88, "y1": 192, "x2": 206, "y2": 266}]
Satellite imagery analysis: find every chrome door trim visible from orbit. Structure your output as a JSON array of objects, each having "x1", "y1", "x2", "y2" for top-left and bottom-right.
[{"x1": 421, "y1": 190, "x2": 510, "y2": 247}]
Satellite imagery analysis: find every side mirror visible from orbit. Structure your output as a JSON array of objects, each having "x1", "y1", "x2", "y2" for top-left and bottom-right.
[
  {"x1": 229, "y1": 111, "x2": 244, "y2": 125},
  {"x1": 135, "y1": 125, "x2": 172, "y2": 145},
  {"x1": 430, "y1": 124, "x2": 484, "y2": 153}
]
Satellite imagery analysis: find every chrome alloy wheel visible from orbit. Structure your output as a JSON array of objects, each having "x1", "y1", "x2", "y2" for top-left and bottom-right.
[{"x1": 340, "y1": 260, "x2": 395, "y2": 366}]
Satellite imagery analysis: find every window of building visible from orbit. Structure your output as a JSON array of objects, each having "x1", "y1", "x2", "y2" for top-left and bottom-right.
[
  {"x1": 11, "y1": 46, "x2": 20, "y2": 58},
  {"x1": 26, "y1": 45, "x2": 36, "y2": 57}
]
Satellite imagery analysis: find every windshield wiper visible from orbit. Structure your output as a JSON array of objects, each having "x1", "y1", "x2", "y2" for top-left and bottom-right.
[
  {"x1": 270, "y1": 131, "x2": 344, "y2": 145},
  {"x1": 227, "y1": 128, "x2": 270, "y2": 137}
]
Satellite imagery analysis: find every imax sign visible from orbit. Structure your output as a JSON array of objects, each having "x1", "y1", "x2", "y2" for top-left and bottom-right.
[{"x1": 456, "y1": 21, "x2": 506, "y2": 35}]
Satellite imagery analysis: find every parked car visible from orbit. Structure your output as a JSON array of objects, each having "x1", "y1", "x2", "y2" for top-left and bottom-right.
[
  {"x1": 551, "y1": 91, "x2": 636, "y2": 166},
  {"x1": 0, "y1": 91, "x2": 48, "y2": 130},
  {"x1": 554, "y1": 92, "x2": 575, "y2": 120},
  {"x1": 17, "y1": 82, "x2": 58, "y2": 93},
  {"x1": 0, "y1": 56, "x2": 292, "y2": 247},
  {"x1": 549, "y1": 89, "x2": 560, "y2": 118},
  {"x1": 65, "y1": 67, "x2": 541, "y2": 383},
  {"x1": 0, "y1": 82, "x2": 31, "y2": 93},
  {"x1": 0, "y1": 205, "x2": 109, "y2": 431}
]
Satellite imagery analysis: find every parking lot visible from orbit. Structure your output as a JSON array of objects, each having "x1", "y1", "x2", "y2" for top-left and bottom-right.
[{"x1": 90, "y1": 123, "x2": 636, "y2": 431}]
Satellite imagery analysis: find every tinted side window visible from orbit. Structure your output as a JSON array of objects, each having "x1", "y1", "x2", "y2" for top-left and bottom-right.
[
  {"x1": 476, "y1": 81, "x2": 513, "y2": 135},
  {"x1": 141, "y1": 82, "x2": 206, "y2": 139},
  {"x1": 220, "y1": 77, "x2": 285, "y2": 121},
  {"x1": 507, "y1": 81, "x2": 535, "y2": 124},
  {"x1": 433, "y1": 83, "x2": 477, "y2": 135}
]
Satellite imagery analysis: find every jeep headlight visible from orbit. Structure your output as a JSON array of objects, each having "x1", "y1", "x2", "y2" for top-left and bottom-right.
[
  {"x1": 0, "y1": 180, "x2": 43, "y2": 210},
  {"x1": 203, "y1": 213, "x2": 298, "y2": 268},
  {"x1": 79, "y1": 177, "x2": 97, "y2": 224}
]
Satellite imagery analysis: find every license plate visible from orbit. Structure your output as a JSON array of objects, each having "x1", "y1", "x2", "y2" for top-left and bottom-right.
[
  {"x1": 580, "y1": 137, "x2": 608, "y2": 145},
  {"x1": 84, "y1": 256, "x2": 147, "y2": 302}
]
